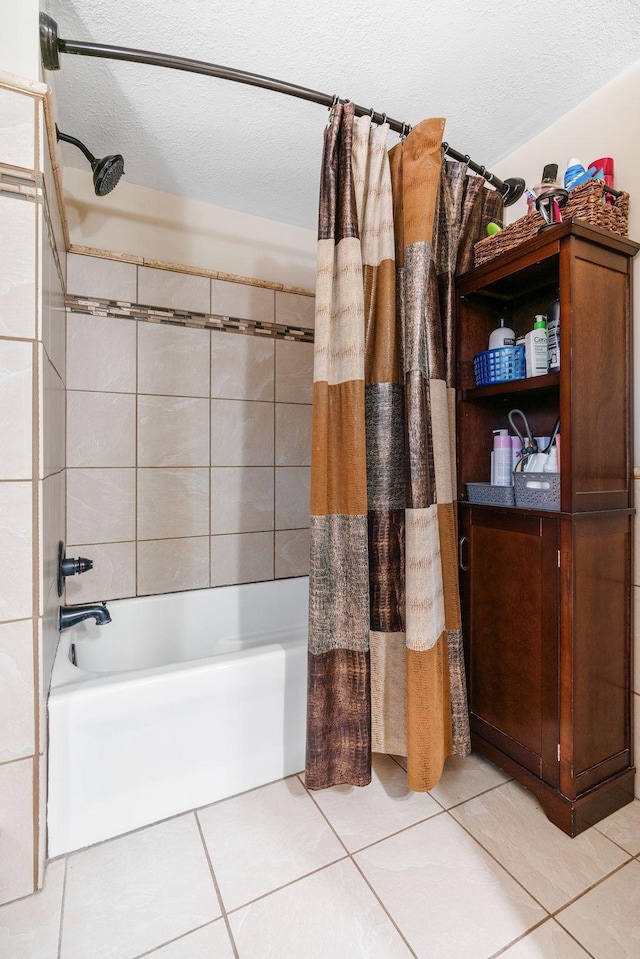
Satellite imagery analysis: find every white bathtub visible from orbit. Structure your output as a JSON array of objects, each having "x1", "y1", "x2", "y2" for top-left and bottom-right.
[{"x1": 48, "y1": 578, "x2": 308, "y2": 856}]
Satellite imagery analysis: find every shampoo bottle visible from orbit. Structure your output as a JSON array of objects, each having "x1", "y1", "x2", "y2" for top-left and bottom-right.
[
  {"x1": 488, "y1": 318, "x2": 515, "y2": 350},
  {"x1": 525, "y1": 316, "x2": 548, "y2": 377}
]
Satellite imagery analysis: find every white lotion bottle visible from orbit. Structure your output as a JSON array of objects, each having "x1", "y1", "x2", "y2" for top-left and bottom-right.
[
  {"x1": 488, "y1": 318, "x2": 515, "y2": 350},
  {"x1": 525, "y1": 315, "x2": 548, "y2": 377}
]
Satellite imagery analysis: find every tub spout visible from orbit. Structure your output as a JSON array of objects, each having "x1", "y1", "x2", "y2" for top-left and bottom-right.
[{"x1": 59, "y1": 602, "x2": 112, "y2": 631}]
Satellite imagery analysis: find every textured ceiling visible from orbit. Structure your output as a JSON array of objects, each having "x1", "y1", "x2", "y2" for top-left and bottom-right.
[{"x1": 43, "y1": 0, "x2": 640, "y2": 231}]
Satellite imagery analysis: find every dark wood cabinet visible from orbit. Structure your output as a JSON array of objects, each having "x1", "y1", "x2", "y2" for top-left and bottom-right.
[{"x1": 456, "y1": 222, "x2": 638, "y2": 836}]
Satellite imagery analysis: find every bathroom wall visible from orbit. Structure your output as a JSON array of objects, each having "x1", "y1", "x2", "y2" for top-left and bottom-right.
[
  {"x1": 0, "y1": 74, "x2": 66, "y2": 903},
  {"x1": 63, "y1": 168, "x2": 317, "y2": 290},
  {"x1": 65, "y1": 252, "x2": 314, "y2": 603},
  {"x1": 492, "y1": 57, "x2": 640, "y2": 798}
]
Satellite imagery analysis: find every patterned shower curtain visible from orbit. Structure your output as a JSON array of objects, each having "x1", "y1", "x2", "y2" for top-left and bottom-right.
[{"x1": 306, "y1": 104, "x2": 503, "y2": 791}]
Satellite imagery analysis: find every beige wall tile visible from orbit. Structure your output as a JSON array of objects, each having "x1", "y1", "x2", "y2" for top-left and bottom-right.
[
  {"x1": 0, "y1": 88, "x2": 35, "y2": 170},
  {"x1": 64, "y1": 542, "x2": 136, "y2": 604},
  {"x1": 211, "y1": 400, "x2": 274, "y2": 466},
  {"x1": 42, "y1": 135, "x2": 66, "y2": 269},
  {"x1": 0, "y1": 482, "x2": 33, "y2": 623},
  {"x1": 39, "y1": 471, "x2": 65, "y2": 620},
  {"x1": 0, "y1": 195, "x2": 36, "y2": 339},
  {"x1": 67, "y1": 469, "x2": 135, "y2": 544},
  {"x1": 40, "y1": 587, "x2": 60, "y2": 719},
  {"x1": 41, "y1": 351, "x2": 65, "y2": 479},
  {"x1": 210, "y1": 532, "x2": 274, "y2": 587},
  {"x1": 138, "y1": 323, "x2": 210, "y2": 397},
  {"x1": 211, "y1": 467, "x2": 274, "y2": 534},
  {"x1": 138, "y1": 395, "x2": 210, "y2": 467},
  {"x1": 0, "y1": 620, "x2": 35, "y2": 762},
  {"x1": 37, "y1": 751, "x2": 46, "y2": 887},
  {"x1": 211, "y1": 280, "x2": 274, "y2": 323},
  {"x1": 67, "y1": 253, "x2": 136, "y2": 302},
  {"x1": 276, "y1": 291, "x2": 315, "y2": 330},
  {"x1": 0, "y1": 758, "x2": 35, "y2": 904},
  {"x1": 0, "y1": 339, "x2": 32, "y2": 480},
  {"x1": 137, "y1": 537, "x2": 210, "y2": 595},
  {"x1": 275, "y1": 404, "x2": 312, "y2": 466},
  {"x1": 275, "y1": 340, "x2": 313, "y2": 403},
  {"x1": 137, "y1": 468, "x2": 209, "y2": 540},
  {"x1": 211, "y1": 331, "x2": 274, "y2": 401},
  {"x1": 0, "y1": 855, "x2": 65, "y2": 955},
  {"x1": 67, "y1": 392, "x2": 136, "y2": 468},
  {"x1": 41, "y1": 224, "x2": 66, "y2": 382},
  {"x1": 275, "y1": 467, "x2": 310, "y2": 530},
  {"x1": 138, "y1": 266, "x2": 210, "y2": 314},
  {"x1": 275, "y1": 529, "x2": 310, "y2": 579},
  {"x1": 67, "y1": 313, "x2": 136, "y2": 393}
]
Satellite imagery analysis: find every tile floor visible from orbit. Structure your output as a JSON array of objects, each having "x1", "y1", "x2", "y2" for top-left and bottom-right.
[{"x1": 1, "y1": 753, "x2": 640, "y2": 959}]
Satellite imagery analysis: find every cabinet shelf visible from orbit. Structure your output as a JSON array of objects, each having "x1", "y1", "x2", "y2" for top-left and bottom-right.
[{"x1": 461, "y1": 372, "x2": 560, "y2": 401}]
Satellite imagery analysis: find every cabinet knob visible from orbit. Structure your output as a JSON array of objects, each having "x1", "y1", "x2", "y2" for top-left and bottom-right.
[{"x1": 459, "y1": 536, "x2": 470, "y2": 572}]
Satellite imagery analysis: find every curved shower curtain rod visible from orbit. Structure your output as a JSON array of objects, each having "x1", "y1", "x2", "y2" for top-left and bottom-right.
[{"x1": 39, "y1": 14, "x2": 525, "y2": 206}]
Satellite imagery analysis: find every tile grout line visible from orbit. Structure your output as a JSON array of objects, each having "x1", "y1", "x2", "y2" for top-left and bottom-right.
[
  {"x1": 486, "y1": 916, "x2": 597, "y2": 959},
  {"x1": 56, "y1": 857, "x2": 68, "y2": 959},
  {"x1": 194, "y1": 811, "x2": 240, "y2": 959},
  {"x1": 445, "y1": 803, "x2": 556, "y2": 917},
  {"x1": 443, "y1": 793, "x2": 636, "y2": 926},
  {"x1": 549, "y1": 854, "x2": 637, "y2": 920},
  {"x1": 129, "y1": 920, "x2": 221, "y2": 959},
  {"x1": 296, "y1": 770, "x2": 421, "y2": 958},
  {"x1": 208, "y1": 289, "x2": 213, "y2": 588}
]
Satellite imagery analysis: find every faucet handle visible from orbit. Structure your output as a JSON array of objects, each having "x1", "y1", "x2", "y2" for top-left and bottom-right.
[
  {"x1": 61, "y1": 556, "x2": 94, "y2": 576},
  {"x1": 57, "y1": 541, "x2": 94, "y2": 597}
]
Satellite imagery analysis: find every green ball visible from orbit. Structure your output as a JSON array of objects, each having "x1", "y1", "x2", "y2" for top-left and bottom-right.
[{"x1": 486, "y1": 221, "x2": 502, "y2": 236}]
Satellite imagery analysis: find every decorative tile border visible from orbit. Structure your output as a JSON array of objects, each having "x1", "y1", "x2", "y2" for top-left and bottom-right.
[
  {"x1": 0, "y1": 166, "x2": 40, "y2": 202},
  {"x1": 66, "y1": 294, "x2": 315, "y2": 342}
]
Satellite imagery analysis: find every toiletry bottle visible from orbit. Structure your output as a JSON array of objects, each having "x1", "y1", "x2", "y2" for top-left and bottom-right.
[
  {"x1": 546, "y1": 298, "x2": 560, "y2": 371},
  {"x1": 543, "y1": 444, "x2": 559, "y2": 473},
  {"x1": 488, "y1": 318, "x2": 515, "y2": 350},
  {"x1": 527, "y1": 164, "x2": 559, "y2": 213},
  {"x1": 589, "y1": 157, "x2": 614, "y2": 204},
  {"x1": 564, "y1": 158, "x2": 585, "y2": 190},
  {"x1": 524, "y1": 315, "x2": 548, "y2": 377},
  {"x1": 493, "y1": 431, "x2": 513, "y2": 487},
  {"x1": 490, "y1": 428, "x2": 507, "y2": 484},
  {"x1": 510, "y1": 435, "x2": 522, "y2": 473}
]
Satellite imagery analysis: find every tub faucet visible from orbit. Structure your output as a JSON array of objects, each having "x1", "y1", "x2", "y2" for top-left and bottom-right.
[{"x1": 59, "y1": 601, "x2": 112, "y2": 631}]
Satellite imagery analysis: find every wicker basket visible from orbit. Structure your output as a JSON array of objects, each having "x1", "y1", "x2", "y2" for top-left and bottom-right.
[{"x1": 474, "y1": 180, "x2": 629, "y2": 266}]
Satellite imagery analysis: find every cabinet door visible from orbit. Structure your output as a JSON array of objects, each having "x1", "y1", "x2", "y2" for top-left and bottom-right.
[{"x1": 463, "y1": 508, "x2": 559, "y2": 784}]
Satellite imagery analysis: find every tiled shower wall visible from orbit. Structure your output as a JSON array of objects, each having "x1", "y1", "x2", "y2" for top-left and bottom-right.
[
  {"x1": 65, "y1": 253, "x2": 314, "y2": 602},
  {"x1": 0, "y1": 83, "x2": 66, "y2": 903}
]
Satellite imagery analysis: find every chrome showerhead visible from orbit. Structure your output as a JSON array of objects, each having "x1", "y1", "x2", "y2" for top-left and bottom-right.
[{"x1": 55, "y1": 125, "x2": 125, "y2": 196}]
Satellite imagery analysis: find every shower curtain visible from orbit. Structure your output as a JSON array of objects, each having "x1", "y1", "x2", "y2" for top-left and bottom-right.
[{"x1": 306, "y1": 102, "x2": 503, "y2": 791}]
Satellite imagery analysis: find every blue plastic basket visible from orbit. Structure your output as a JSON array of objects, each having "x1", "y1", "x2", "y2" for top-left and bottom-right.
[{"x1": 473, "y1": 345, "x2": 526, "y2": 386}]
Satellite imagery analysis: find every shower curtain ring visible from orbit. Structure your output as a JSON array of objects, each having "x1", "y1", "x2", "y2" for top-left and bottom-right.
[
  {"x1": 380, "y1": 112, "x2": 387, "y2": 125},
  {"x1": 327, "y1": 94, "x2": 339, "y2": 126}
]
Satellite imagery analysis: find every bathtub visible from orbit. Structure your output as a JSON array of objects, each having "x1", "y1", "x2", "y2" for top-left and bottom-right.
[{"x1": 48, "y1": 577, "x2": 308, "y2": 857}]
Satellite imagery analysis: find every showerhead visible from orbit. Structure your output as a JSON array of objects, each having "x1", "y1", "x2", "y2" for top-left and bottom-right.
[
  {"x1": 55, "y1": 125, "x2": 125, "y2": 196},
  {"x1": 91, "y1": 153, "x2": 125, "y2": 196}
]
